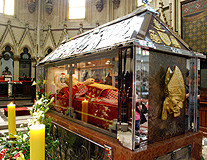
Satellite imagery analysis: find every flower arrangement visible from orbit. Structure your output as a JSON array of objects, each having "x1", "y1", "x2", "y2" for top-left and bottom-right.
[{"x1": 0, "y1": 76, "x2": 59, "y2": 160}]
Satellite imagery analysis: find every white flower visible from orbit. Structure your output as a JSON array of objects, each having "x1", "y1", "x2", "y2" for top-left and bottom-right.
[
  {"x1": 43, "y1": 99, "x2": 48, "y2": 103},
  {"x1": 23, "y1": 134, "x2": 28, "y2": 142},
  {"x1": 35, "y1": 100, "x2": 43, "y2": 105}
]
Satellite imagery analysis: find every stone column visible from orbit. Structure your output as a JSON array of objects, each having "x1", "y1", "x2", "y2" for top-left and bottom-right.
[
  {"x1": 31, "y1": 57, "x2": 36, "y2": 80},
  {"x1": 13, "y1": 55, "x2": 20, "y2": 81}
]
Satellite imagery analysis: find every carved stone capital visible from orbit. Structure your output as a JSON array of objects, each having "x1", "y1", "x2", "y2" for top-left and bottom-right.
[
  {"x1": 31, "y1": 56, "x2": 37, "y2": 62},
  {"x1": 96, "y1": 22, "x2": 100, "y2": 27},
  {"x1": 13, "y1": 55, "x2": 20, "y2": 61},
  {"x1": 77, "y1": 23, "x2": 84, "y2": 35}
]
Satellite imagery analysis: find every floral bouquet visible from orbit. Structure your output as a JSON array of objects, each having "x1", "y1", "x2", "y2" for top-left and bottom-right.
[{"x1": 0, "y1": 76, "x2": 58, "y2": 160}]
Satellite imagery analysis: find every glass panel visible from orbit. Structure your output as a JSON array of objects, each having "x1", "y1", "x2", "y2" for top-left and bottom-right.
[
  {"x1": 46, "y1": 65, "x2": 68, "y2": 113},
  {"x1": 0, "y1": 0, "x2": 3, "y2": 13},
  {"x1": 5, "y1": 0, "x2": 14, "y2": 15},
  {"x1": 19, "y1": 62, "x2": 31, "y2": 79},
  {"x1": 186, "y1": 58, "x2": 199, "y2": 132},
  {"x1": 116, "y1": 47, "x2": 133, "y2": 150},
  {"x1": 46, "y1": 55, "x2": 119, "y2": 133},
  {"x1": 134, "y1": 47, "x2": 149, "y2": 150},
  {"x1": 69, "y1": 0, "x2": 85, "y2": 7}
]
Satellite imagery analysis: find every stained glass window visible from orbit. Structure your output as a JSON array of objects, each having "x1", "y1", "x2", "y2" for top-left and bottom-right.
[
  {"x1": 69, "y1": 0, "x2": 85, "y2": 19},
  {"x1": 0, "y1": 0, "x2": 14, "y2": 15}
]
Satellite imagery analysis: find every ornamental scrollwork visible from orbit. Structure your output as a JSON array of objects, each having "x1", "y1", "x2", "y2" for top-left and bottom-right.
[
  {"x1": 149, "y1": 30, "x2": 162, "y2": 44},
  {"x1": 28, "y1": 0, "x2": 36, "y2": 13},
  {"x1": 96, "y1": 0, "x2": 104, "y2": 12},
  {"x1": 46, "y1": 0, "x2": 53, "y2": 14}
]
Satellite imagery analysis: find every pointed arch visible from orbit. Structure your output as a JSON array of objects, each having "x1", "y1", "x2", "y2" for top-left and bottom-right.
[
  {"x1": 0, "y1": 24, "x2": 18, "y2": 52},
  {"x1": 18, "y1": 27, "x2": 35, "y2": 55},
  {"x1": 58, "y1": 29, "x2": 68, "y2": 45},
  {"x1": 19, "y1": 46, "x2": 32, "y2": 80},
  {"x1": 1, "y1": 43, "x2": 15, "y2": 55},
  {"x1": 19, "y1": 45, "x2": 32, "y2": 56},
  {"x1": 1, "y1": 44, "x2": 14, "y2": 78},
  {"x1": 42, "y1": 26, "x2": 56, "y2": 52},
  {"x1": 44, "y1": 46, "x2": 53, "y2": 57}
]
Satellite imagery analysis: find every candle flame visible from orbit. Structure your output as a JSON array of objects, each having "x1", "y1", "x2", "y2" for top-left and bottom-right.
[{"x1": 8, "y1": 102, "x2": 15, "y2": 106}]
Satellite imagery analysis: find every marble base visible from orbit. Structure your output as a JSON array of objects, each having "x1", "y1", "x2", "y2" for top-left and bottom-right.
[{"x1": 47, "y1": 111, "x2": 202, "y2": 160}]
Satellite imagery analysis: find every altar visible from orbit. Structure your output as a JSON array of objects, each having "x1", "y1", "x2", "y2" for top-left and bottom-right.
[{"x1": 0, "y1": 77, "x2": 8, "y2": 97}]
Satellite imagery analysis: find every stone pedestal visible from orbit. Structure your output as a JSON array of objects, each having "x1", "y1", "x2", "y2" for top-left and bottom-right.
[{"x1": 47, "y1": 111, "x2": 203, "y2": 160}]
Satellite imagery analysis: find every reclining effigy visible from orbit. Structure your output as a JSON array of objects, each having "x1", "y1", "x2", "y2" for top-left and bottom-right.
[{"x1": 52, "y1": 76, "x2": 118, "y2": 129}]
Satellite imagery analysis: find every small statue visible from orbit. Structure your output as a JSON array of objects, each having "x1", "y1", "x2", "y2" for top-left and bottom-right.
[
  {"x1": 2, "y1": 66, "x2": 12, "y2": 75},
  {"x1": 161, "y1": 66, "x2": 185, "y2": 120}
]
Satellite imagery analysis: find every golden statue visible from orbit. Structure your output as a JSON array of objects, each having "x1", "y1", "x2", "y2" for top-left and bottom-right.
[{"x1": 162, "y1": 66, "x2": 185, "y2": 120}]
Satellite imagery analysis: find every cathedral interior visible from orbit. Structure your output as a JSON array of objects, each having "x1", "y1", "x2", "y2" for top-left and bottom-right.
[{"x1": 0, "y1": 0, "x2": 207, "y2": 159}]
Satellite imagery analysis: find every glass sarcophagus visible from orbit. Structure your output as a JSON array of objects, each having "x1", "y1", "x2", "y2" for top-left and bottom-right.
[{"x1": 37, "y1": 6, "x2": 205, "y2": 159}]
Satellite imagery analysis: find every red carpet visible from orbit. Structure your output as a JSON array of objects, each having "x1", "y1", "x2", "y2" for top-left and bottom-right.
[{"x1": 4, "y1": 107, "x2": 30, "y2": 117}]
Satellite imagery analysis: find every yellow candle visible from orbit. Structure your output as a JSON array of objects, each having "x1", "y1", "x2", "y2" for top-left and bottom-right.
[
  {"x1": 30, "y1": 124, "x2": 45, "y2": 160},
  {"x1": 82, "y1": 99, "x2": 88, "y2": 122},
  {"x1": 7, "y1": 103, "x2": 16, "y2": 138}
]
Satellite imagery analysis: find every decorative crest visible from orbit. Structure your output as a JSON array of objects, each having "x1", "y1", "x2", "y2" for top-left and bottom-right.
[
  {"x1": 28, "y1": 0, "x2": 36, "y2": 13},
  {"x1": 112, "y1": 0, "x2": 120, "y2": 9},
  {"x1": 96, "y1": 0, "x2": 104, "y2": 12},
  {"x1": 46, "y1": 0, "x2": 53, "y2": 14}
]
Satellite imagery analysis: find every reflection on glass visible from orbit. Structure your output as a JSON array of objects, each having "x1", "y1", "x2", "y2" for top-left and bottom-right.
[
  {"x1": 46, "y1": 57, "x2": 119, "y2": 132},
  {"x1": 135, "y1": 47, "x2": 149, "y2": 149},
  {"x1": 185, "y1": 58, "x2": 199, "y2": 132}
]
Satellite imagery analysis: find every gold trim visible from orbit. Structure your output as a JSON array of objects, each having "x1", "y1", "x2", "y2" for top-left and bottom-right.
[
  {"x1": 153, "y1": 19, "x2": 165, "y2": 32},
  {"x1": 158, "y1": 31, "x2": 171, "y2": 46},
  {"x1": 170, "y1": 36, "x2": 181, "y2": 49},
  {"x1": 149, "y1": 30, "x2": 162, "y2": 44},
  {"x1": 75, "y1": 110, "x2": 113, "y2": 123},
  {"x1": 51, "y1": 104, "x2": 113, "y2": 123}
]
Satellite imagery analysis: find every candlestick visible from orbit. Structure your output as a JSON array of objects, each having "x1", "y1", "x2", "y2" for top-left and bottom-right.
[
  {"x1": 7, "y1": 103, "x2": 16, "y2": 138},
  {"x1": 30, "y1": 124, "x2": 45, "y2": 160},
  {"x1": 82, "y1": 99, "x2": 88, "y2": 122}
]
